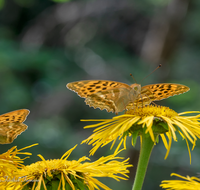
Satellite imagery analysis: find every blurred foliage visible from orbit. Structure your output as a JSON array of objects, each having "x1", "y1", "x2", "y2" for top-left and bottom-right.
[
  {"x1": 52, "y1": 0, "x2": 72, "y2": 3},
  {"x1": 0, "y1": 0, "x2": 4, "y2": 10},
  {"x1": 0, "y1": 0, "x2": 200, "y2": 190}
]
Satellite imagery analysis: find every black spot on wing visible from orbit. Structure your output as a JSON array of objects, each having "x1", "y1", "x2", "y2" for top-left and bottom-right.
[
  {"x1": 103, "y1": 82, "x2": 108, "y2": 86},
  {"x1": 110, "y1": 82, "x2": 118, "y2": 87},
  {"x1": 159, "y1": 84, "x2": 165, "y2": 89},
  {"x1": 93, "y1": 81, "x2": 101, "y2": 84}
]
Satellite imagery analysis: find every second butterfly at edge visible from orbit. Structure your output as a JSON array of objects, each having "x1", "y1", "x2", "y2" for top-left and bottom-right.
[{"x1": 66, "y1": 80, "x2": 190, "y2": 114}]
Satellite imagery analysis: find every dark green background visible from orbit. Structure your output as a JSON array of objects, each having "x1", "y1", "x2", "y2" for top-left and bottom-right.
[{"x1": 0, "y1": 0, "x2": 200, "y2": 189}]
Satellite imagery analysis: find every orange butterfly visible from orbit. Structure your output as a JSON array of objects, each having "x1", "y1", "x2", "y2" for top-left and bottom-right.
[{"x1": 67, "y1": 80, "x2": 190, "y2": 114}]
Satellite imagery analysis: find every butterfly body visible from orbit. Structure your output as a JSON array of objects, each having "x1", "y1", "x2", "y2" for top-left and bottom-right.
[
  {"x1": 129, "y1": 83, "x2": 142, "y2": 101},
  {"x1": 67, "y1": 80, "x2": 190, "y2": 114},
  {"x1": 0, "y1": 109, "x2": 30, "y2": 144}
]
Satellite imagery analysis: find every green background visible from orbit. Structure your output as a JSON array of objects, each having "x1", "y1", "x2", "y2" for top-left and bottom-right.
[{"x1": 0, "y1": 0, "x2": 200, "y2": 189}]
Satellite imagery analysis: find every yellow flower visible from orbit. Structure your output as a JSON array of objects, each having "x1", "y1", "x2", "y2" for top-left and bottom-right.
[
  {"x1": 7, "y1": 145, "x2": 132, "y2": 190},
  {"x1": 0, "y1": 144, "x2": 37, "y2": 189},
  {"x1": 160, "y1": 173, "x2": 200, "y2": 189},
  {"x1": 82, "y1": 105, "x2": 200, "y2": 162}
]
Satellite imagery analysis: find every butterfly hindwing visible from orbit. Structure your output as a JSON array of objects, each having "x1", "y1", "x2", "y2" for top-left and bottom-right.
[
  {"x1": 0, "y1": 109, "x2": 30, "y2": 144},
  {"x1": 85, "y1": 87, "x2": 132, "y2": 113},
  {"x1": 0, "y1": 123, "x2": 28, "y2": 144}
]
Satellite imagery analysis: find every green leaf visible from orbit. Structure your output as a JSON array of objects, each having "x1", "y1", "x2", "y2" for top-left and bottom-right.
[
  {"x1": 158, "y1": 122, "x2": 169, "y2": 131},
  {"x1": 156, "y1": 135, "x2": 159, "y2": 143},
  {"x1": 152, "y1": 120, "x2": 169, "y2": 134},
  {"x1": 132, "y1": 131, "x2": 139, "y2": 147},
  {"x1": 54, "y1": 173, "x2": 61, "y2": 180},
  {"x1": 40, "y1": 182, "x2": 46, "y2": 190},
  {"x1": 51, "y1": 180, "x2": 60, "y2": 190},
  {"x1": 45, "y1": 175, "x2": 52, "y2": 182},
  {"x1": 65, "y1": 182, "x2": 73, "y2": 190},
  {"x1": 69, "y1": 174, "x2": 75, "y2": 181},
  {"x1": 46, "y1": 184, "x2": 52, "y2": 190},
  {"x1": 22, "y1": 184, "x2": 29, "y2": 190},
  {"x1": 76, "y1": 178, "x2": 89, "y2": 190}
]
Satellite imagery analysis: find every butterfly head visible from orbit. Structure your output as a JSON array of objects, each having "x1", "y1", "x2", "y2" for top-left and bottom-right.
[{"x1": 130, "y1": 83, "x2": 141, "y2": 92}]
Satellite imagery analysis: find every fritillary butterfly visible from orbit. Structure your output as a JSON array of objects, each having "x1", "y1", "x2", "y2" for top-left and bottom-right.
[{"x1": 67, "y1": 80, "x2": 189, "y2": 114}]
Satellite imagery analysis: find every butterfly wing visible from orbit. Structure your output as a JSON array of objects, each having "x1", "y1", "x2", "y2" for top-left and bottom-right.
[
  {"x1": 67, "y1": 80, "x2": 132, "y2": 113},
  {"x1": 85, "y1": 88, "x2": 133, "y2": 113},
  {"x1": 141, "y1": 83, "x2": 190, "y2": 101},
  {"x1": 126, "y1": 83, "x2": 190, "y2": 110},
  {"x1": 0, "y1": 109, "x2": 30, "y2": 144}
]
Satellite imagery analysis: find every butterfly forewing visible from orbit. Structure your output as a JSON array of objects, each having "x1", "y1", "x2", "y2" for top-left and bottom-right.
[
  {"x1": 126, "y1": 83, "x2": 190, "y2": 111},
  {"x1": 0, "y1": 109, "x2": 30, "y2": 144},
  {"x1": 142, "y1": 83, "x2": 190, "y2": 101},
  {"x1": 67, "y1": 80, "x2": 131, "y2": 98}
]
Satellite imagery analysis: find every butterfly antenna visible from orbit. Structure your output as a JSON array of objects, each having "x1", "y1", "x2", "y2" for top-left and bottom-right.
[
  {"x1": 130, "y1": 73, "x2": 138, "y2": 83},
  {"x1": 140, "y1": 64, "x2": 162, "y2": 83}
]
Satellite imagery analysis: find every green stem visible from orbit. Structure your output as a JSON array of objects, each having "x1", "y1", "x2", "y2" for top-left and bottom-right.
[{"x1": 132, "y1": 132, "x2": 155, "y2": 190}]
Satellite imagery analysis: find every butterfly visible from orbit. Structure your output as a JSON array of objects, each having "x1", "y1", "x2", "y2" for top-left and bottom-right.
[
  {"x1": 66, "y1": 80, "x2": 190, "y2": 114},
  {"x1": 0, "y1": 109, "x2": 30, "y2": 144}
]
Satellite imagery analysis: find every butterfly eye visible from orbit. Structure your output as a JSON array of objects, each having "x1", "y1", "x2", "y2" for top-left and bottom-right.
[{"x1": 134, "y1": 87, "x2": 138, "y2": 91}]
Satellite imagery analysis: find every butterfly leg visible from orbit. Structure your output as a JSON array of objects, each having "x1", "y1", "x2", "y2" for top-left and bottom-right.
[
  {"x1": 121, "y1": 98, "x2": 127, "y2": 114},
  {"x1": 139, "y1": 93, "x2": 144, "y2": 108},
  {"x1": 151, "y1": 101, "x2": 159, "y2": 106},
  {"x1": 142, "y1": 93, "x2": 153, "y2": 107}
]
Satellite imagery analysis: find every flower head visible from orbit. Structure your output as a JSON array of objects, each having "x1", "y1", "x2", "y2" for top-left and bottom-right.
[
  {"x1": 160, "y1": 173, "x2": 200, "y2": 189},
  {"x1": 82, "y1": 105, "x2": 200, "y2": 162},
  {"x1": 0, "y1": 144, "x2": 37, "y2": 188},
  {"x1": 7, "y1": 145, "x2": 132, "y2": 190}
]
